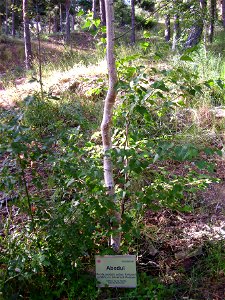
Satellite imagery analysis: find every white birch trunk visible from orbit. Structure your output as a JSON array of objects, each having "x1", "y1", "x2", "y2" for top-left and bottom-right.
[{"x1": 101, "y1": 0, "x2": 121, "y2": 252}]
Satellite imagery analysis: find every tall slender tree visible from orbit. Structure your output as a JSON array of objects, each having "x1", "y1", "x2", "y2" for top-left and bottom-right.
[
  {"x1": 71, "y1": 0, "x2": 76, "y2": 32},
  {"x1": 5, "y1": 0, "x2": 9, "y2": 34},
  {"x1": 60, "y1": 3, "x2": 63, "y2": 32},
  {"x1": 165, "y1": 14, "x2": 171, "y2": 42},
  {"x1": 65, "y1": 0, "x2": 71, "y2": 44},
  {"x1": 100, "y1": 0, "x2": 106, "y2": 26},
  {"x1": 131, "y1": 0, "x2": 135, "y2": 43},
  {"x1": 101, "y1": 0, "x2": 121, "y2": 252},
  {"x1": 23, "y1": 0, "x2": 32, "y2": 69},
  {"x1": 53, "y1": 5, "x2": 60, "y2": 33},
  {"x1": 184, "y1": 0, "x2": 207, "y2": 48},
  {"x1": 92, "y1": 0, "x2": 98, "y2": 19},
  {"x1": 209, "y1": 0, "x2": 216, "y2": 43},
  {"x1": 172, "y1": 14, "x2": 180, "y2": 50},
  {"x1": 11, "y1": 0, "x2": 16, "y2": 36},
  {"x1": 222, "y1": 0, "x2": 225, "y2": 27}
]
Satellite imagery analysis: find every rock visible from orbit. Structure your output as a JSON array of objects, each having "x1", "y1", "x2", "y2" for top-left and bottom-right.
[
  {"x1": 210, "y1": 107, "x2": 225, "y2": 118},
  {"x1": 175, "y1": 246, "x2": 203, "y2": 260}
]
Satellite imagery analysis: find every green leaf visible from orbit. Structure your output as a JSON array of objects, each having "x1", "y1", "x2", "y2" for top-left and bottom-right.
[
  {"x1": 134, "y1": 105, "x2": 148, "y2": 115},
  {"x1": 101, "y1": 26, "x2": 106, "y2": 33},
  {"x1": 154, "y1": 52, "x2": 163, "y2": 60},
  {"x1": 143, "y1": 31, "x2": 151, "y2": 38},
  {"x1": 82, "y1": 19, "x2": 91, "y2": 29},
  {"x1": 67, "y1": 178, "x2": 75, "y2": 187},
  {"x1": 94, "y1": 19, "x2": 101, "y2": 27},
  {"x1": 204, "y1": 79, "x2": 214, "y2": 88},
  {"x1": 140, "y1": 42, "x2": 150, "y2": 50},
  {"x1": 151, "y1": 80, "x2": 169, "y2": 92},
  {"x1": 204, "y1": 148, "x2": 215, "y2": 155},
  {"x1": 28, "y1": 78, "x2": 37, "y2": 83},
  {"x1": 180, "y1": 55, "x2": 194, "y2": 62},
  {"x1": 77, "y1": 10, "x2": 84, "y2": 16},
  {"x1": 216, "y1": 79, "x2": 225, "y2": 89},
  {"x1": 195, "y1": 160, "x2": 207, "y2": 169},
  {"x1": 184, "y1": 45, "x2": 198, "y2": 53}
]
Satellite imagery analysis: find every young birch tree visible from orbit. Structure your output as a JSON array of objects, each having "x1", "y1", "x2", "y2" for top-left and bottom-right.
[{"x1": 101, "y1": 0, "x2": 121, "y2": 252}]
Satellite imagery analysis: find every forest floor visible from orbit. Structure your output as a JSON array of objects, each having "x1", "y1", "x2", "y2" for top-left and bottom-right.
[{"x1": 0, "y1": 35, "x2": 225, "y2": 299}]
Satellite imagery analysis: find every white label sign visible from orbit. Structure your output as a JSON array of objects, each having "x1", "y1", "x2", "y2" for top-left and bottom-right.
[{"x1": 95, "y1": 255, "x2": 137, "y2": 288}]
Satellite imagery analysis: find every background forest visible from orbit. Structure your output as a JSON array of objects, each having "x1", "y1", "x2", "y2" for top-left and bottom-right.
[{"x1": 0, "y1": 0, "x2": 225, "y2": 299}]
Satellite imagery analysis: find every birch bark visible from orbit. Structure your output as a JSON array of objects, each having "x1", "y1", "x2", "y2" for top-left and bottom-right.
[{"x1": 101, "y1": 0, "x2": 121, "y2": 252}]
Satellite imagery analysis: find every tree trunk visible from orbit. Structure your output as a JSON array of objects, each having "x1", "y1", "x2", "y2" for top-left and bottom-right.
[
  {"x1": 131, "y1": 0, "x2": 135, "y2": 43},
  {"x1": 11, "y1": 0, "x2": 16, "y2": 36},
  {"x1": 92, "y1": 0, "x2": 98, "y2": 19},
  {"x1": 100, "y1": 0, "x2": 106, "y2": 26},
  {"x1": 172, "y1": 14, "x2": 180, "y2": 51},
  {"x1": 209, "y1": 0, "x2": 216, "y2": 43},
  {"x1": 71, "y1": 14, "x2": 75, "y2": 31},
  {"x1": 221, "y1": 0, "x2": 225, "y2": 28},
  {"x1": 184, "y1": 0, "x2": 207, "y2": 48},
  {"x1": 48, "y1": 15, "x2": 52, "y2": 34},
  {"x1": 60, "y1": 3, "x2": 63, "y2": 32},
  {"x1": 71, "y1": 0, "x2": 76, "y2": 32},
  {"x1": 165, "y1": 14, "x2": 171, "y2": 42},
  {"x1": 5, "y1": 0, "x2": 9, "y2": 35},
  {"x1": 101, "y1": 0, "x2": 121, "y2": 253},
  {"x1": 23, "y1": 0, "x2": 32, "y2": 69},
  {"x1": 65, "y1": 0, "x2": 71, "y2": 44},
  {"x1": 53, "y1": 12, "x2": 59, "y2": 33}
]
